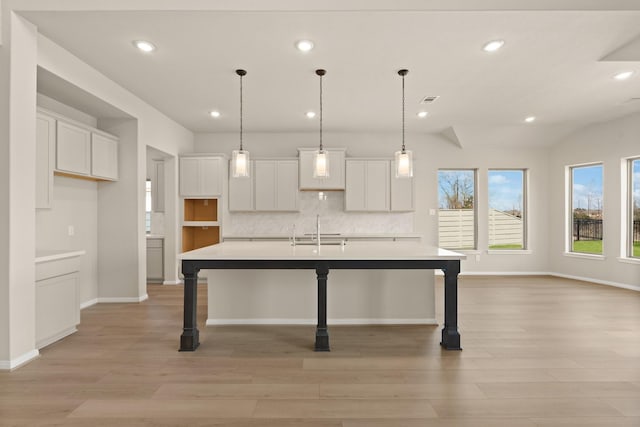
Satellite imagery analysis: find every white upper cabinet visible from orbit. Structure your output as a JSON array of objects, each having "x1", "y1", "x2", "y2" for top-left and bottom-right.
[
  {"x1": 179, "y1": 155, "x2": 225, "y2": 197},
  {"x1": 345, "y1": 159, "x2": 390, "y2": 212},
  {"x1": 228, "y1": 160, "x2": 254, "y2": 211},
  {"x1": 56, "y1": 120, "x2": 91, "y2": 176},
  {"x1": 254, "y1": 160, "x2": 299, "y2": 211},
  {"x1": 298, "y1": 148, "x2": 345, "y2": 190},
  {"x1": 391, "y1": 173, "x2": 415, "y2": 212},
  {"x1": 42, "y1": 109, "x2": 119, "y2": 182},
  {"x1": 36, "y1": 112, "x2": 55, "y2": 209},
  {"x1": 91, "y1": 132, "x2": 118, "y2": 181},
  {"x1": 152, "y1": 161, "x2": 165, "y2": 213}
]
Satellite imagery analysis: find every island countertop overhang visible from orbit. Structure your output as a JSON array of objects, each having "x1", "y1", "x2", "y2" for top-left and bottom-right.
[{"x1": 179, "y1": 241, "x2": 466, "y2": 262}]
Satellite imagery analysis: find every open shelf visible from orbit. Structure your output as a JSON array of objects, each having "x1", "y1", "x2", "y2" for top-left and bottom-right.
[
  {"x1": 184, "y1": 198, "x2": 218, "y2": 221},
  {"x1": 182, "y1": 226, "x2": 220, "y2": 252}
]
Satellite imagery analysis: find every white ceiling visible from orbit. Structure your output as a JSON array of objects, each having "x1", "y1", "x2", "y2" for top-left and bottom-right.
[{"x1": 19, "y1": 1, "x2": 640, "y2": 147}]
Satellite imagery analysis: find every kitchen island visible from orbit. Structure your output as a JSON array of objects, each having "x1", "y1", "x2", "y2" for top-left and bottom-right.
[{"x1": 178, "y1": 241, "x2": 465, "y2": 352}]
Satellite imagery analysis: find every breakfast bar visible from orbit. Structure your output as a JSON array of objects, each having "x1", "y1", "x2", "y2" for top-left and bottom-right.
[{"x1": 178, "y1": 241, "x2": 465, "y2": 352}]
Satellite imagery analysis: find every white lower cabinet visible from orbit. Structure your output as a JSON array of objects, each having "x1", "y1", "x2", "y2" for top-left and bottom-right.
[
  {"x1": 35, "y1": 256, "x2": 81, "y2": 349},
  {"x1": 146, "y1": 238, "x2": 164, "y2": 282},
  {"x1": 345, "y1": 159, "x2": 390, "y2": 211}
]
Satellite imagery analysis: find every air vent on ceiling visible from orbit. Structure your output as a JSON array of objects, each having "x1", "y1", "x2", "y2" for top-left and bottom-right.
[{"x1": 420, "y1": 95, "x2": 440, "y2": 104}]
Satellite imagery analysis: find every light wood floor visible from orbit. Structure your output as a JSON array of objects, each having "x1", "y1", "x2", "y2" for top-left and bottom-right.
[{"x1": 1, "y1": 276, "x2": 639, "y2": 426}]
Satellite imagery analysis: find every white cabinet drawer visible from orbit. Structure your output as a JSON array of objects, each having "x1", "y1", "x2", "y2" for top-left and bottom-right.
[{"x1": 35, "y1": 256, "x2": 81, "y2": 281}]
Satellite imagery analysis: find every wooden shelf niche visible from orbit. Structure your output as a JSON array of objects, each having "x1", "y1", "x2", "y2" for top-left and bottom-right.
[
  {"x1": 182, "y1": 198, "x2": 220, "y2": 252},
  {"x1": 184, "y1": 198, "x2": 218, "y2": 221}
]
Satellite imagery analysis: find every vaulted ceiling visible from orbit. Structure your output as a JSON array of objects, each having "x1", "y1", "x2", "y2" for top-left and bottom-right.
[{"x1": 17, "y1": 1, "x2": 640, "y2": 148}]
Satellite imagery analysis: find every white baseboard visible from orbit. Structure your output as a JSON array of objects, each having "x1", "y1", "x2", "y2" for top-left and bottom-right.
[
  {"x1": 36, "y1": 327, "x2": 77, "y2": 349},
  {"x1": 0, "y1": 349, "x2": 39, "y2": 371},
  {"x1": 162, "y1": 280, "x2": 182, "y2": 285},
  {"x1": 435, "y1": 271, "x2": 550, "y2": 276},
  {"x1": 436, "y1": 270, "x2": 639, "y2": 292},
  {"x1": 97, "y1": 294, "x2": 149, "y2": 303},
  {"x1": 80, "y1": 298, "x2": 98, "y2": 310},
  {"x1": 550, "y1": 272, "x2": 640, "y2": 292},
  {"x1": 206, "y1": 318, "x2": 438, "y2": 326}
]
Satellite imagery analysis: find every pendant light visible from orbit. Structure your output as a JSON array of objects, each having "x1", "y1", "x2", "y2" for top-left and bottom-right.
[
  {"x1": 395, "y1": 69, "x2": 413, "y2": 178},
  {"x1": 313, "y1": 69, "x2": 329, "y2": 178},
  {"x1": 231, "y1": 69, "x2": 250, "y2": 178}
]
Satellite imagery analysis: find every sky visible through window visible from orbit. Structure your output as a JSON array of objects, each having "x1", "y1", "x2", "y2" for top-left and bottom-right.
[
  {"x1": 572, "y1": 165, "x2": 603, "y2": 213},
  {"x1": 488, "y1": 170, "x2": 523, "y2": 213}
]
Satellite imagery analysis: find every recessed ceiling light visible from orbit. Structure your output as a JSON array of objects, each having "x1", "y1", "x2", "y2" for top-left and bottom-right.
[
  {"x1": 417, "y1": 111, "x2": 428, "y2": 118},
  {"x1": 133, "y1": 40, "x2": 156, "y2": 53},
  {"x1": 296, "y1": 40, "x2": 314, "y2": 52},
  {"x1": 209, "y1": 110, "x2": 221, "y2": 118},
  {"x1": 524, "y1": 116, "x2": 536, "y2": 123},
  {"x1": 305, "y1": 111, "x2": 316, "y2": 119},
  {"x1": 614, "y1": 71, "x2": 634, "y2": 80},
  {"x1": 483, "y1": 40, "x2": 505, "y2": 52}
]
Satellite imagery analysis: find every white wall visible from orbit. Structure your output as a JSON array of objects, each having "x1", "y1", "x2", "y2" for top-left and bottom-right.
[
  {"x1": 35, "y1": 97, "x2": 101, "y2": 305},
  {"x1": 195, "y1": 132, "x2": 551, "y2": 274},
  {"x1": 549, "y1": 113, "x2": 640, "y2": 289},
  {"x1": 36, "y1": 176, "x2": 99, "y2": 304},
  {"x1": 36, "y1": 33, "x2": 194, "y2": 288},
  {"x1": 0, "y1": 11, "x2": 38, "y2": 369},
  {"x1": 97, "y1": 119, "x2": 145, "y2": 300}
]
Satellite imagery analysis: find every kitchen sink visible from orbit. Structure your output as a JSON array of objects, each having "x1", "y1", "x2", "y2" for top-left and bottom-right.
[{"x1": 291, "y1": 240, "x2": 346, "y2": 246}]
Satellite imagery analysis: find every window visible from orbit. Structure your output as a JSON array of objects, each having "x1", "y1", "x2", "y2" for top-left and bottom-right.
[
  {"x1": 145, "y1": 180, "x2": 152, "y2": 233},
  {"x1": 438, "y1": 169, "x2": 476, "y2": 250},
  {"x1": 488, "y1": 170, "x2": 526, "y2": 250},
  {"x1": 629, "y1": 158, "x2": 640, "y2": 258},
  {"x1": 570, "y1": 164, "x2": 603, "y2": 255}
]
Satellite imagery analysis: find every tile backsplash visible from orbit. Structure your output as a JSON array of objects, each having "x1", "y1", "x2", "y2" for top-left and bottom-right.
[{"x1": 225, "y1": 191, "x2": 413, "y2": 236}]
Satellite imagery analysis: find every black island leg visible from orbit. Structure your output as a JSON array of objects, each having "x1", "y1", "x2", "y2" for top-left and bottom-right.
[
  {"x1": 180, "y1": 262, "x2": 200, "y2": 351},
  {"x1": 440, "y1": 260, "x2": 462, "y2": 350},
  {"x1": 314, "y1": 267, "x2": 330, "y2": 351}
]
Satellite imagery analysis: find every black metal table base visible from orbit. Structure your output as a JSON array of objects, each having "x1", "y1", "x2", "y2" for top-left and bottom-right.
[{"x1": 179, "y1": 258, "x2": 461, "y2": 352}]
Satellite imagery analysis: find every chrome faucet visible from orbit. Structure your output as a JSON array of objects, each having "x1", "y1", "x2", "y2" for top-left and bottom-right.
[{"x1": 291, "y1": 224, "x2": 296, "y2": 247}]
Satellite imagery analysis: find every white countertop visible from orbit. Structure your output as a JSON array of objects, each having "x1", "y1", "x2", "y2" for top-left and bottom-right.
[
  {"x1": 223, "y1": 233, "x2": 422, "y2": 240},
  {"x1": 179, "y1": 241, "x2": 465, "y2": 261},
  {"x1": 35, "y1": 250, "x2": 86, "y2": 264}
]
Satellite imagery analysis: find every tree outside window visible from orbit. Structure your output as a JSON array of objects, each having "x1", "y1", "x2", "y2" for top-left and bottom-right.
[
  {"x1": 570, "y1": 164, "x2": 603, "y2": 255},
  {"x1": 438, "y1": 170, "x2": 476, "y2": 250}
]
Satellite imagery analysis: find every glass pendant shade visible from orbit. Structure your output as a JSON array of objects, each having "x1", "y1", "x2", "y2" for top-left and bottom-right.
[
  {"x1": 313, "y1": 150, "x2": 329, "y2": 178},
  {"x1": 395, "y1": 149, "x2": 413, "y2": 178},
  {"x1": 231, "y1": 149, "x2": 250, "y2": 178},
  {"x1": 395, "y1": 69, "x2": 413, "y2": 179}
]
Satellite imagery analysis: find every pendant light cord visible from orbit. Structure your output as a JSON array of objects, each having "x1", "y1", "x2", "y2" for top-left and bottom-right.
[
  {"x1": 239, "y1": 72, "x2": 244, "y2": 152},
  {"x1": 319, "y1": 72, "x2": 323, "y2": 152},
  {"x1": 401, "y1": 71, "x2": 405, "y2": 153}
]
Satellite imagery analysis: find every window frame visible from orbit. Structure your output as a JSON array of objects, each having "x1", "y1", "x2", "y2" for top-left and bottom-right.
[
  {"x1": 437, "y1": 168, "x2": 478, "y2": 251},
  {"x1": 487, "y1": 168, "x2": 528, "y2": 251},
  {"x1": 626, "y1": 157, "x2": 639, "y2": 259},
  {"x1": 567, "y1": 162, "x2": 604, "y2": 257}
]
